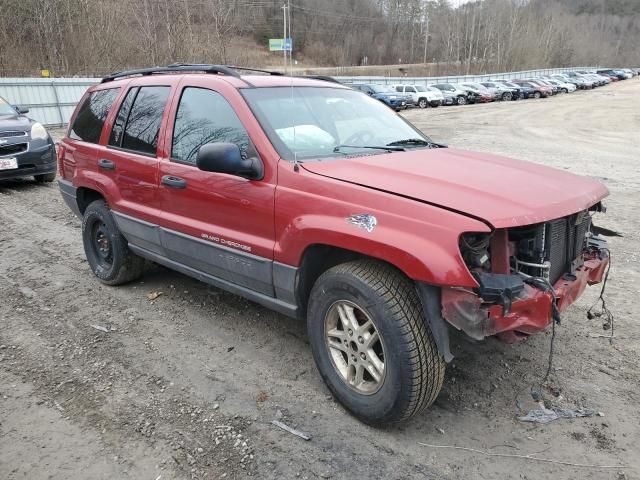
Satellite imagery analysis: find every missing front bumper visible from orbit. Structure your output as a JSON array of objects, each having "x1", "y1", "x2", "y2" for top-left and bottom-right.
[{"x1": 440, "y1": 251, "x2": 610, "y2": 342}]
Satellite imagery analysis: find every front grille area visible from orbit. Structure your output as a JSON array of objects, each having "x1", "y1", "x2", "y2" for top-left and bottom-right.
[
  {"x1": 0, "y1": 131, "x2": 26, "y2": 138},
  {"x1": 546, "y1": 212, "x2": 591, "y2": 283},
  {"x1": 547, "y1": 219, "x2": 568, "y2": 283},
  {"x1": 0, "y1": 143, "x2": 28, "y2": 156},
  {"x1": 511, "y1": 210, "x2": 591, "y2": 283}
]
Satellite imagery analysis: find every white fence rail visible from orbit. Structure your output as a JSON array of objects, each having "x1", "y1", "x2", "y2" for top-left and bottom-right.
[
  {"x1": 0, "y1": 67, "x2": 598, "y2": 126},
  {"x1": 334, "y1": 66, "x2": 599, "y2": 85}
]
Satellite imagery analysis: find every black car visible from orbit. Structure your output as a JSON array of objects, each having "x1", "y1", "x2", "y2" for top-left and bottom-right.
[
  {"x1": 511, "y1": 80, "x2": 548, "y2": 98},
  {"x1": 0, "y1": 96, "x2": 56, "y2": 182},
  {"x1": 350, "y1": 84, "x2": 408, "y2": 111},
  {"x1": 596, "y1": 69, "x2": 623, "y2": 80},
  {"x1": 481, "y1": 81, "x2": 521, "y2": 101},
  {"x1": 496, "y1": 80, "x2": 534, "y2": 99}
]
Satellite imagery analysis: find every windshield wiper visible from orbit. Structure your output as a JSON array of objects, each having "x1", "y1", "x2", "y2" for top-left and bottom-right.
[
  {"x1": 386, "y1": 138, "x2": 445, "y2": 148},
  {"x1": 333, "y1": 144, "x2": 405, "y2": 153}
]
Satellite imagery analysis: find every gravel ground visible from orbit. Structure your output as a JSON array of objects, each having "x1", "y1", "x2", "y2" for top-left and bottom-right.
[{"x1": 1, "y1": 79, "x2": 638, "y2": 480}]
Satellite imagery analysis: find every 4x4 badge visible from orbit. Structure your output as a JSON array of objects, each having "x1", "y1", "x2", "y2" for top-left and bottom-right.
[{"x1": 346, "y1": 214, "x2": 377, "y2": 233}]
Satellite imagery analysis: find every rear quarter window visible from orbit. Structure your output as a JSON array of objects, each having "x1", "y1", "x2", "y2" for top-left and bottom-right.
[
  {"x1": 120, "y1": 86, "x2": 171, "y2": 156},
  {"x1": 69, "y1": 88, "x2": 120, "y2": 143}
]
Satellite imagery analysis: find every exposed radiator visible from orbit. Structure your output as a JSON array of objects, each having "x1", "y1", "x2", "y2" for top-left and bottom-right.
[{"x1": 546, "y1": 212, "x2": 591, "y2": 283}]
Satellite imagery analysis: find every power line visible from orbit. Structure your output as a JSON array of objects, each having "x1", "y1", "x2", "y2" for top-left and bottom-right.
[{"x1": 290, "y1": 4, "x2": 385, "y2": 22}]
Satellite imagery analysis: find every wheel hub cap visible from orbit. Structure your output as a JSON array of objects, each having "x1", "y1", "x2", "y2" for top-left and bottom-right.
[
  {"x1": 93, "y1": 223, "x2": 113, "y2": 264},
  {"x1": 324, "y1": 300, "x2": 386, "y2": 395}
]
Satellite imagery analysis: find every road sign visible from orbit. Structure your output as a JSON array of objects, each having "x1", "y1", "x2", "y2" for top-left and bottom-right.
[{"x1": 268, "y1": 38, "x2": 293, "y2": 52}]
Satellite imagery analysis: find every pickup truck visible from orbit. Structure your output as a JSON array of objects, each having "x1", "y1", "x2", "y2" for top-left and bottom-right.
[{"x1": 58, "y1": 64, "x2": 610, "y2": 425}]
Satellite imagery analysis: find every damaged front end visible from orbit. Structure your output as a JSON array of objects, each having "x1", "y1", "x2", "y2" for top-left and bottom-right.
[{"x1": 443, "y1": 205, "x2": 610, "y2": 343}]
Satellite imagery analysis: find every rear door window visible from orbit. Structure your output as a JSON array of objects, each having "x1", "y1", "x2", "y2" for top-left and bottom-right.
[
  {"x1": 69, "y1": 88, "x2": 119, "y2": 143},
  {"x1": 171, "y1": 87, "x2": 250, "y2": 165},
  {"x1": 120, "y1": 86, "x2": 170, "y2": 156}
]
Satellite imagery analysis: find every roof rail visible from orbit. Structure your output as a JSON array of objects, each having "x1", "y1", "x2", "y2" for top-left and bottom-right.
[
  {"x1": 226, "y1": 66, "x2": 284, "y2": 76},
  {"x1": 100, "y1": 63, "x2": 242, "y2": 83},
  {"x1": 301, "y1": 75, "x2": 342, "y2": 84}
]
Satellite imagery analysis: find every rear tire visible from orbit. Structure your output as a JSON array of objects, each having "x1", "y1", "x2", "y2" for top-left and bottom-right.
[
  {"x1": 501, "y1": 92, "x2": 512, "y2": 101},
  {"x1": 307, "y1": 260, "x2": 445, "y2": 425},
  {"x1": 34, "y1": 172, "x2": 56, "y2": 182},
  {"x1": 82, "y1": 199, "x2": 145, "y2": 285},
  {"x1": 418, "y1": 98, "x2": 428, "y2": 109},
  {"x1": 533, "y1": 91, "x2": 541, "y2": 99},
  {"x1": 456, "y1": 95, "x2": 467, "y2": 105}
]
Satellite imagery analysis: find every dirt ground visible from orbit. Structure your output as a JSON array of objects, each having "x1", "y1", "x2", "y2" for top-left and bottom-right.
[{"x1": 1, "y1": 79, "x2": 638, "y2": 480}]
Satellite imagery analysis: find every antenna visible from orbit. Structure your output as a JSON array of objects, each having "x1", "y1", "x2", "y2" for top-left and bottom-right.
[{"x1": 286, "y1": 0, "x2": 299, "y2": 171}]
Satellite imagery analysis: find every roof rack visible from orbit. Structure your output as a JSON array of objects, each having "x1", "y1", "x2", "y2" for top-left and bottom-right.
[
  {"x1": 301, "y1": 75, "x2": 342, "y2": 84},
  {"x1": 100, "y1": 63, "x2": 242, "y2": 83},
  {"x1": 227, "y1": 66, "x2": 284, "y2": 76}
]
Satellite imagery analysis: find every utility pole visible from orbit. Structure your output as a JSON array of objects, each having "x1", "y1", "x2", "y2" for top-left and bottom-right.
[
  {"x1": 287, "y1": 0, "x2": 292, "y2": 74},
  {"x1": 423, "y1": 11, "x2": 430, "y2": 65},
  {"x1": 282, "y1": 3, "x2": 287, "y2": 72}
]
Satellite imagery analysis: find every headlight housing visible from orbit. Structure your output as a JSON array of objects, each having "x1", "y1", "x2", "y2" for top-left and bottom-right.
[
  {"x1": 31, "y1": 122, "x2": 49, "y2": 140},
  {"x1": 460, "y1": 232, "x2": 492, "y2": 271}
]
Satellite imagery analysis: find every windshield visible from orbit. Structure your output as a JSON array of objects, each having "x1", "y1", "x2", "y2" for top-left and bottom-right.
[
  {"x1": 414, "y1": 85, "x2": 426, "y2": 92},
  {"x1": 242, "y1": 87, "x2": 431, "y2": 161},
  {"x1": 503, "y1": 82, "x2": 518, "y2": 88},
  {"x1": 0, "y1": 97, "x2": 17, "y2": 116}
]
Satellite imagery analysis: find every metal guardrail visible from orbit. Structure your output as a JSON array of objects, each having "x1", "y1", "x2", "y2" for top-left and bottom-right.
[
  {"x1": 334, "y1": 67, "x2": 599, "y2": 86},
  {"x1": 0, "y1": 67, "x2": 599, "y2": 126}
]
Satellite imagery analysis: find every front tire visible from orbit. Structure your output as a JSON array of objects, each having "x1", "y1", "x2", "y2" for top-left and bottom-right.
[
  {"x1": 307, "y1": 260, "x2": 445, "y2": 425},
  {"x1": 501, "y1": 92, "x2": 512, "y2": 101},
  {"x1": 418, "y1": 98, "x2": 428, "y2": 108},
  {"x1": 456, "y1": 95, "x2": 467, "y2": 105},
  {"x1": 533, "y1": 91, "x2": 541, "y2": 99},
  {"x1": 82, "y1": 199, "x2": 145, "y2": 285}
]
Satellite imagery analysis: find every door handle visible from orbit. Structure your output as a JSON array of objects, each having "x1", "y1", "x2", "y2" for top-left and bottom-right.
[
  {"x1": 161, "y1": 175, "x2": 187, "y2": 189},
  {"x1": 98, "y1": 158, "x2": 115, "y2": 170}
]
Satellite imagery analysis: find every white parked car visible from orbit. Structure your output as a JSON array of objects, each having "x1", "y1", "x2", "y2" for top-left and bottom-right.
[
  {"x1": 544, "y1": 78, "x2": 577, "y2": 93},
  {"x1": 393, "y1": 84, "x2": 444, "y2": 108}
]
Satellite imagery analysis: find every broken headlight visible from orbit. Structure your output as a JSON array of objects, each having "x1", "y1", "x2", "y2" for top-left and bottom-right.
[{"x1": 460, "y1": 232, "x2": 491, "y2": 271}]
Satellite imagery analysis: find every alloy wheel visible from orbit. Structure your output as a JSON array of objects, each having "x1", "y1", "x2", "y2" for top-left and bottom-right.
[{"x1": 324, "y1": 300, "x2": 386, "y2": 395}]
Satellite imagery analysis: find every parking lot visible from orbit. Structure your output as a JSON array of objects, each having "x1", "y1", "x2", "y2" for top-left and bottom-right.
[{"x1": 1, "y1": 78, "x2": 638, "y2": 480}]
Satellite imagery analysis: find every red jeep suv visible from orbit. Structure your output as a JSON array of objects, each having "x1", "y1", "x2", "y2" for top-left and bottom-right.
[{"x1": 58, "y1": 64, "x2": 610, "y2": 425}]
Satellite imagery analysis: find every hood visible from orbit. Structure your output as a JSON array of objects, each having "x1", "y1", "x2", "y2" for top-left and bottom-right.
[
  {"x1": 302, "y1": 148, "x2": 608, "y2": 229},
  {"x1": 0, "y1": 114, "x2": 34, "y2": 132}
]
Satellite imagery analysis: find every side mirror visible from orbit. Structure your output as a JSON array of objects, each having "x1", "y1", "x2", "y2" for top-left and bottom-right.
[
  {"x1": 13, "y1": 105, "x2": 29, "y2": 114},
  {"x1": 196, "y1": 142, "x2": 263, "y2": 180}
]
